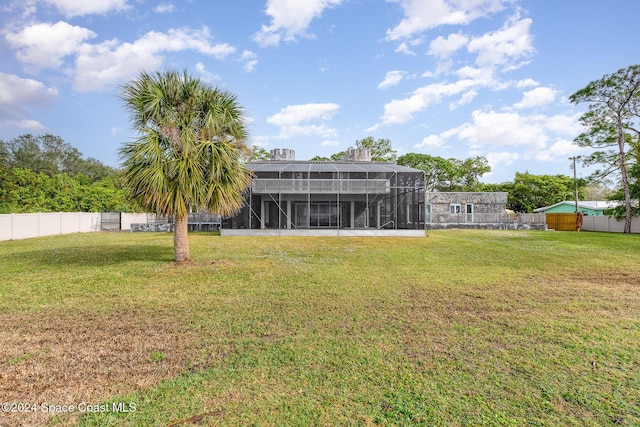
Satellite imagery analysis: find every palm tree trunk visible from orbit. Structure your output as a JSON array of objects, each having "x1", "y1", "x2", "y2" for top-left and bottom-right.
[{"x1": 174, "y1": 214, "x2": 190, "y2": 262}]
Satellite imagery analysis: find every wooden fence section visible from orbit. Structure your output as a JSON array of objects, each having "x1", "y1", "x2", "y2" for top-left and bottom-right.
[{"x1": 545, "y1": 213, "x2": 583, "y2": 231}]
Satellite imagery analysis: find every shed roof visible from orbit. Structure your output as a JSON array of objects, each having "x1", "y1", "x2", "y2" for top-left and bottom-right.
[
  {"x1": 533, "y1": 200, "x2": 619, "y2": 212},
  {"x1": 246, "y1": 161, "x2": 422, "y2": 174}
]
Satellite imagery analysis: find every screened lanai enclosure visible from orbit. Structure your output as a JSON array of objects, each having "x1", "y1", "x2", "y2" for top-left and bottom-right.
[{"x1": 222, "y1": 153, "x2": 426, "y2": 236}]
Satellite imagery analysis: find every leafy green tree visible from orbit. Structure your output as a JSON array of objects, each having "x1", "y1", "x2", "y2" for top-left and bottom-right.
[
  {"x1": 330, "y1": 151, "x2": 346, "y2": 161},
  {"x1": 0, "y1": 168, "x2": 134, "y2": 214},
  {"x1": 79, "y1": 177, "x2": 134, "y2": 212},
  {"x1": 508, "y1": 172, "x2": 585, "y2": 213},
  {"x1": 4, "y1": 134, "x2": 81, "y2": 176},
  {"x1": 606, "y1": 163, "x2": 640, "y2": 217},
  {"x1": 248, "y1": 146, "x2": 270, "y2": 161},
  {"x1": 459, "y1": 156, "x2": 491, "y2": 191},
  {"x1": 570, "y1": 64, "x2": 640, "y2": 232},
  {"x1": 2, "y1": 134, "x2": 116, "y2": 181},
  {"x1": 583, "y1": 183, "x2": 615, "y2": 200},
  {"x1": 0, "y1": 140, "x2": 9, "y2": 167},
  {"x1": 80, "y1": 157, "x2": 118, "y2": 181},
  {"x1": 310, "y1": 151, "x2": 347, "y2": 161},
  {"x1": 119, "y1": 70, "x2": 251, "y2": 262},
  {"x1": 353, "y1": 136, "x2": 397, "y2": 162},
  {"x1": 1, "y1": 168, "x2": 49, "y2": 212},
  {"x1": 397, "y1": 153, "x2": 490, "y2": 191}
]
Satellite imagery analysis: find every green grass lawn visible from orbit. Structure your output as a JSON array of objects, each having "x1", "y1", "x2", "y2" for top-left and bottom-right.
[{"x1": 1, "y1": 230, "x2": 639, "y2": 426}]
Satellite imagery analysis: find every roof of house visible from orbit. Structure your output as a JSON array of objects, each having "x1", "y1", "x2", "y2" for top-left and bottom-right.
[
  {"x1": 246, "y1": 161, "x2": 422, "y2": 174},
  {"x1": 533, "y1": 200, "x2": 619, "y2": 212}
]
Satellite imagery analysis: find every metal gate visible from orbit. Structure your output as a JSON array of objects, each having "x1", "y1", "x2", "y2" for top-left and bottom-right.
[{"x1": 101, "y1": 212, "x2": 121, "y2": 231}]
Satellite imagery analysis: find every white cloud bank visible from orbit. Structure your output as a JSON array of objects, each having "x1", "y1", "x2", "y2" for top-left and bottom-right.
[
  {"x1": 253, "y1": 0, "x2": 343, "y2": 47},
  {"x1": 385, "y1": 0, "x2": 509, "y2": 41},
  {"x1": 4, "y1": 21, "x2": 254, "y2": 92},
  {"x1": 42, "y1": 0, "x2": 130, "y2": 17},
  {"x1": 267, "y1": 103, "x2": 340, "y2": 139},
  {"x1": 0, "y1": 73, "x2": 58, "y2": 131}
]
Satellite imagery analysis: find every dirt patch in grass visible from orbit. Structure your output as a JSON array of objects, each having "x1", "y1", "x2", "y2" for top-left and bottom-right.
[
  {"x1": 0, "y1": 310, "x2": 198, "y2": 427},
  {"x1": 164, "y1": 259, "x2": 239, "y2": 268}
]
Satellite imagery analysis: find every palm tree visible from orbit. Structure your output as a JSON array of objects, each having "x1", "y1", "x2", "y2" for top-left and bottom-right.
[{"x1": 119, "y1": 70, "x2": 251, "y2": 262}]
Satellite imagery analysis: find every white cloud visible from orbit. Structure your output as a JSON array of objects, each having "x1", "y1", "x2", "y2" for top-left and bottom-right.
[
  {"x1": 513, "y1": 86, "x2": 558, "y2": 109},
  {"x1": 541, "y1": 112, "x2": 583, "y2": 135},
  {"x1": 253, "y1": 0, "x2": 343, "y2": 47},
  {"x1": 448, "y1": 110, "x2": 583, "y2": 164},
  {"x1": 448, "y1": 90, "x2": 477, "y2": 110},
  {"x1": 534, "y1": 139, "x2": 587, "y2": 162},
  {"x1": 1, "y1": 119, "x2": 49, "y2": 132},
  {"x1": 485, "y1": 151, "x2": 521, "y2": 168},
  {"x1": 321, "y1": 139, "x2": 340, "y2": 146},
  {"x1": 74, "y1": 27, "x2": 236, "y2": 92},
  {"x1": 378, "y1": 70, "x2": 405, "y2": 89},
  {"x1": 414, "y1": 134, "x2": 446, "y2": 150},
  {"x1": 267, "y1": 103, "x2": 340, "y2": 139},
  {"x1": 455, "y1": 110, "x2": 547, "y2": 150},
  {"x1": 515, "y1": 78, "x2": 538, "y2": 88},
  {"x1": 155, "y1": 3, "x2": 176, "y2": 13},
  {"x1": 239, "y1": 50, "x2": 258, "y2": 72},
  {"x1": 5, "y1": 21, "x2": 96, "y2": 70},
  {"x1": 4, "y1": 19, "x2": 248, "y2": 93},
  {"x1": 386, "y1": 0, "x2": 508, "y2": 41},
  {"x1": 42, "y1": 0, "x2": 129, "y2": 17},
  {"x1": 0, "y1": 73, "x2": 58, "y2": 130},
  {"x1": 428, "y1": 32, "x2": 469, "y2": 58},
  {"x1": 195, "y1": 62, "x2": 221, "y2": 83},
  {"x1": 373, "y1": 11, "x2": 537, "y2": 130},
  {"x1": 395, "y1": 41, "x2": 417, "y2": 55},
  {"x1": 135, "y1": 28, "x2": 235, "y2": 58},
  {"x1": 467, "y1": 16, "x2": 534, "y2": 70},
  {"x1": 374, "y1": 78, "x2": 478, "y2": 127}
]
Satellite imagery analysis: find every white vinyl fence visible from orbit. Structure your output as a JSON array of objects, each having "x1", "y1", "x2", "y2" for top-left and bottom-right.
[
  {"x1": 0, "y1": 212, "x2": 167, "y2": 241},
  {"x1": 581, "y1": 216, "x2": 640, "y2": 233},
  {"x1": 0, "y1": 212, "x2": 102, "y2": 241},
  {"x1": 0, "y1": 212, "x2": 222, "y2": 241}
]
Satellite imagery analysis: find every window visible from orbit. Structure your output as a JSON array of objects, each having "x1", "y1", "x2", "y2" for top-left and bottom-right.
[
  {"x1": 295, "y1": 203, "x2": 340, "y2": 228},
  {"x1": 450, "y1": 204, "x2": 461, "y2": 214}
]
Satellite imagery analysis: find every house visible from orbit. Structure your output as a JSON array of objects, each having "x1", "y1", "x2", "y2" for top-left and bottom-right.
[
  {"x1": 221, "y1": 149, "x2": 546, "y2": 235},
  {"x1": 222, "y1": 149, "x2": 427, "y2": 236},
  {"x1": 533, "y1": 201, "x2": 618, "y2": 216}
]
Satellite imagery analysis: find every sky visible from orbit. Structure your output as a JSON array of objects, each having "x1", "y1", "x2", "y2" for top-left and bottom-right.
[{"x1": 1, "y1": 0, "x2": 639, "y2": 183}]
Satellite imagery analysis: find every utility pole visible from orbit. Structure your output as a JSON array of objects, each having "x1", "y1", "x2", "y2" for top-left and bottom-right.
[{"x1": 571, "y1": 156, "x2": 579, "y2": 213}]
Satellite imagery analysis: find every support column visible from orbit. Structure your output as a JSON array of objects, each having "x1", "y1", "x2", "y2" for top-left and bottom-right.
[{"x1": 350, "y1": 200, "x2": 355, "y2": 229}]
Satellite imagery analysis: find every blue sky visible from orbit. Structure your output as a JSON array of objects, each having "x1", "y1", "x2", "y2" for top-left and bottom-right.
[{"x1": 1, "y1": 0, "x2": 638, "y2": 183}]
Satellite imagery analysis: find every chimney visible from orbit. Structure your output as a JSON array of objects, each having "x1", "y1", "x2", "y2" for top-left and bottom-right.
[
  {"x1": 343, "y1": 148, "x2": 371, "y2": 162},
  {"x1": 270, "y1": 148, "x2": 295, "y2": 161}
]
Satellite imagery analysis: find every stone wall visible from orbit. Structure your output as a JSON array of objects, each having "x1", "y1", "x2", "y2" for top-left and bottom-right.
[
  {"x1": 130, "y1": 222, "x2": 173, "y2": 232},
  {"x1": 426, "y1": 192, "x2": 508, "y2": 214}
]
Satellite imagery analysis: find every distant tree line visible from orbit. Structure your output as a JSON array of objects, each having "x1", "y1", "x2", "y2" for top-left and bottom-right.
[
  {"x1": 309, "y1": 136, "x2": 592, "y2": 213},
  {"x1": 0, "y1": 134, "x2": 135, "y2": 213},
  {"x1": 0, "y1": 133, "x2": 618, "y2": 216}
]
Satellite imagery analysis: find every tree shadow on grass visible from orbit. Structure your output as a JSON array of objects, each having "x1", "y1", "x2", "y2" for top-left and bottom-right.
[{"x1": 9, "y1": 242, "x2": 174, "y2": 269}]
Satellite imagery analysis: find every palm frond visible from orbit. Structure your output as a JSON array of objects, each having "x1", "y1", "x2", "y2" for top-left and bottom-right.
[{"x1": 119, "y1": 69, "x2": 251, "y2": 219}]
